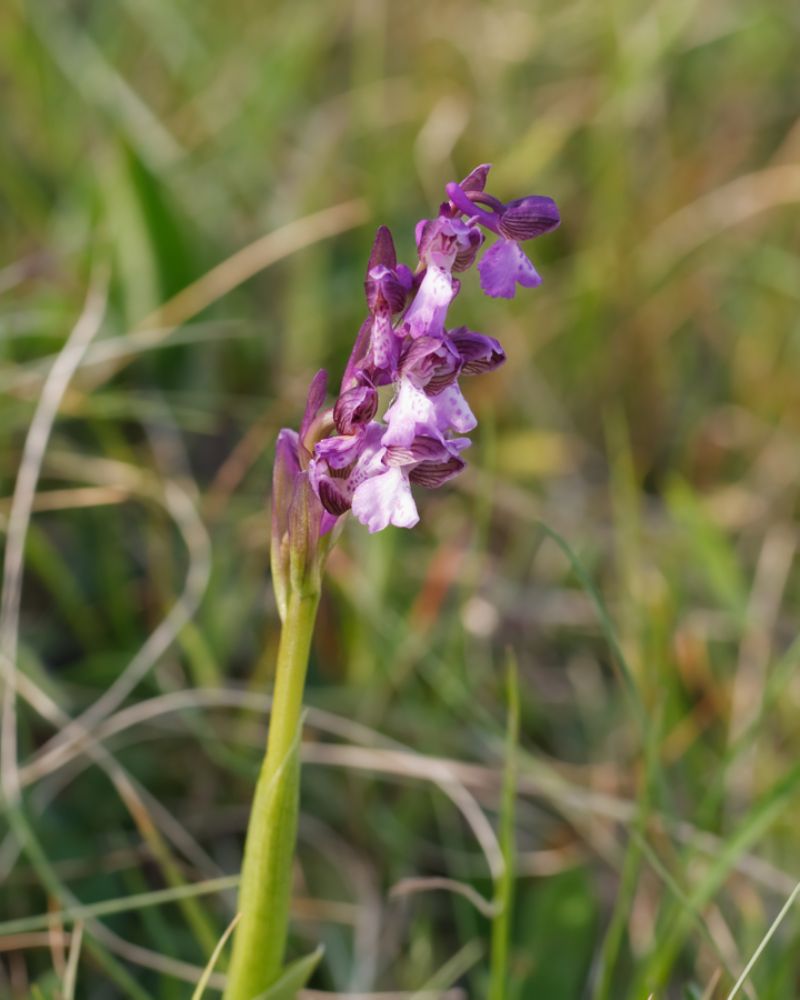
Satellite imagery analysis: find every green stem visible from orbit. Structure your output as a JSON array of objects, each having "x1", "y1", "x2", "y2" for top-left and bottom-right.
[
  {"x1": 224, "y1": 590, "x2": 320, "y2": 1000},
  {"x1": 489, "y1": 653, "x2": 520, "y2": 1000}
]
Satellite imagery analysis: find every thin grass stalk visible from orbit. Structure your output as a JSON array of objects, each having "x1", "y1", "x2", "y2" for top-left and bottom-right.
[{"x1": 488, "y1": 653, "x2": 520, "y2": 1000}]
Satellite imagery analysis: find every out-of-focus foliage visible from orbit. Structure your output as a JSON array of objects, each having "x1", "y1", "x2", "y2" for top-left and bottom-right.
[{"x1": 1, "y1": 0, "x2": 799, "y2": 997}]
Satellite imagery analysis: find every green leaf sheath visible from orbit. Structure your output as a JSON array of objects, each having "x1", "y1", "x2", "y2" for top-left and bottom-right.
[
  {"x1": 253, "y1": 946, "x2": 325, "y2": 1000},
  {"x1": 224, "y1": 591, "x2": 320, "y2": 1000}
]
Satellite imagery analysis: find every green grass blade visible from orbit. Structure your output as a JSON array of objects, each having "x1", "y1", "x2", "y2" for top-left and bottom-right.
[
  {"x1": 253, "y1": 946, "x2": 324, "y2": 1000},
  {"x1": 488, "y1": 650, "x2": 520, "y2": 1000}
]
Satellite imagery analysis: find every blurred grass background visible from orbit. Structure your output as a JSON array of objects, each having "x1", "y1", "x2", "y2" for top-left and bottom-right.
[{"x1": 1, "y1": 0, "x2": 800, "y2": 997}]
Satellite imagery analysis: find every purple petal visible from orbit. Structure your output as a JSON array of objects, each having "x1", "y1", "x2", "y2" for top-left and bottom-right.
[
  {"x1": 403, "y1": 265, "x2": 454, "y2": 340},
  {"x1": 384, "y1": 434, "x2": 450, "y2": 467},
  {"x1": 320, "y1": 511, "x2": 339, "y2": 536},
  {"x1": 453, "y1": 228, "x2": 484, "y2": 272},
  {"x1": 369, "y1": 309, "x2": 399, "y2": 374},
  {"x1": 400, "y1": 336, "x2": 461, "y2": 394},
  {"x1": 347, "y1": 423, "x2": 389, "y2": 487},
  {"x1": 317, "y1": 476, "x2": 352, "y2": 516},
  {"x1": 409, "y1": 454, "x2": 466, "y2": 488},
  {"x1": 448, "y1": 327, "x2": 506, "y2": 374},
  {"x1": 498, "y1": 196, "x2": 560, "y2": 241},
  {"x1": 340, "y1": 316, "x2": 372, "y2": 392},
  {"x1": 459, "y1": 163, "x2": 492, "y2": 193},
  {"x1": 478, "y1": 239, "x2": 542, "y2": 299},
  {"x1": 395, "y1": 264, "x2": 414, "y2": 291},
  {"x1": 300, "y1": 370, "x2": 328, "y2": 442},
  {"x1": 432, "y1": 383, "x2": 477, "y2": 435},
  {"x1": 351, "y1": 466, "x2": 419, "y2": 533},
  {"x1": 314, "y1": 433, "x2": 364, "y2": 469},
  {"x1": 333, "y1": 384, "x2": 379, "y2": 435},
  {"x1": 367, "y1": 225, "x2": 397, "y2": 273},
  {"x1": 444, "y1": 182, "x2": 501, "y2": 234},
  {"x1": 272, "y1": 428, "x2": 301, "y2": 540},
  {"x1": 415, "y1": 218, "x2": 429, "y2": 254},
  {"x1": 366, "y1": 266, "x2": 409, "y2": 315},
  {"x1": 417, "y1": 215, "x2": 484, "y2": 270}
]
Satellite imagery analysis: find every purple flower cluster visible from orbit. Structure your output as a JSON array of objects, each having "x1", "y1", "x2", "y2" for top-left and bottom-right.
[{"x1": 281, "y1": 165, "x2": 559, "y2": 537}]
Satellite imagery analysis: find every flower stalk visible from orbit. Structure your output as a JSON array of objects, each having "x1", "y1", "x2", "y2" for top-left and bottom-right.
[{"x1": 223, "y1": 589, "x2": 320, "y2": 1000}]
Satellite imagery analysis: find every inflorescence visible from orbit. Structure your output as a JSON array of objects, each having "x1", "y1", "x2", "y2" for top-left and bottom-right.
[{"x1": 275, "y1": 164, "x2": 560, "y2": 540}]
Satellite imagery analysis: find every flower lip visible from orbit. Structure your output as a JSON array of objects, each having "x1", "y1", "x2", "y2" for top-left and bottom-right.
[{"x1": 478, "y1": 238, "x2": 542, "y2": 299}]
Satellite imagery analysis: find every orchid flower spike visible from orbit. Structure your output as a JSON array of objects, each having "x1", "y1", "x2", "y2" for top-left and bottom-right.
[{"x1": 271, "y1": 164, "x2": 559, "y2": 545}]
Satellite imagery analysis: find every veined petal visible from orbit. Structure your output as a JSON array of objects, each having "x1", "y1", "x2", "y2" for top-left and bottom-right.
[
  {"x1": 317, "y1": 475, "x2": 352, "y2": 516},
  {"x1": 478, "y1": 239, "x2": 542, "y2": 299},
  {"x1": 453, "y1": 227, "x2": 484, "y2": 272},
  {"x1": 351, "y1": 466, "x2": 419, "y2": 533},
  {"x1": 498, "y1": 195, "x2": 560, "y2": 241},
  {"x1": 384, "y1": 434, "x2": 451, "y2": 467},
  {"x1": 409, "y1": 453, "x2": 466, "y2": 488},
  {"x1": 448, "y1": 327, "x2": 506, "y2": 374},
  {"x1": 334, "y1": 384, "x2": 378, "y2": 435}
]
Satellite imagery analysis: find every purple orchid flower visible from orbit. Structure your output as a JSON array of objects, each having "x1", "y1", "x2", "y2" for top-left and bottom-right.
[
  {"x1": 272, "y1": 164, "x2": 559, "y2": 545},
  {"x1": 445, "y1": 178, "x2": 560, "y2": 299}
]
